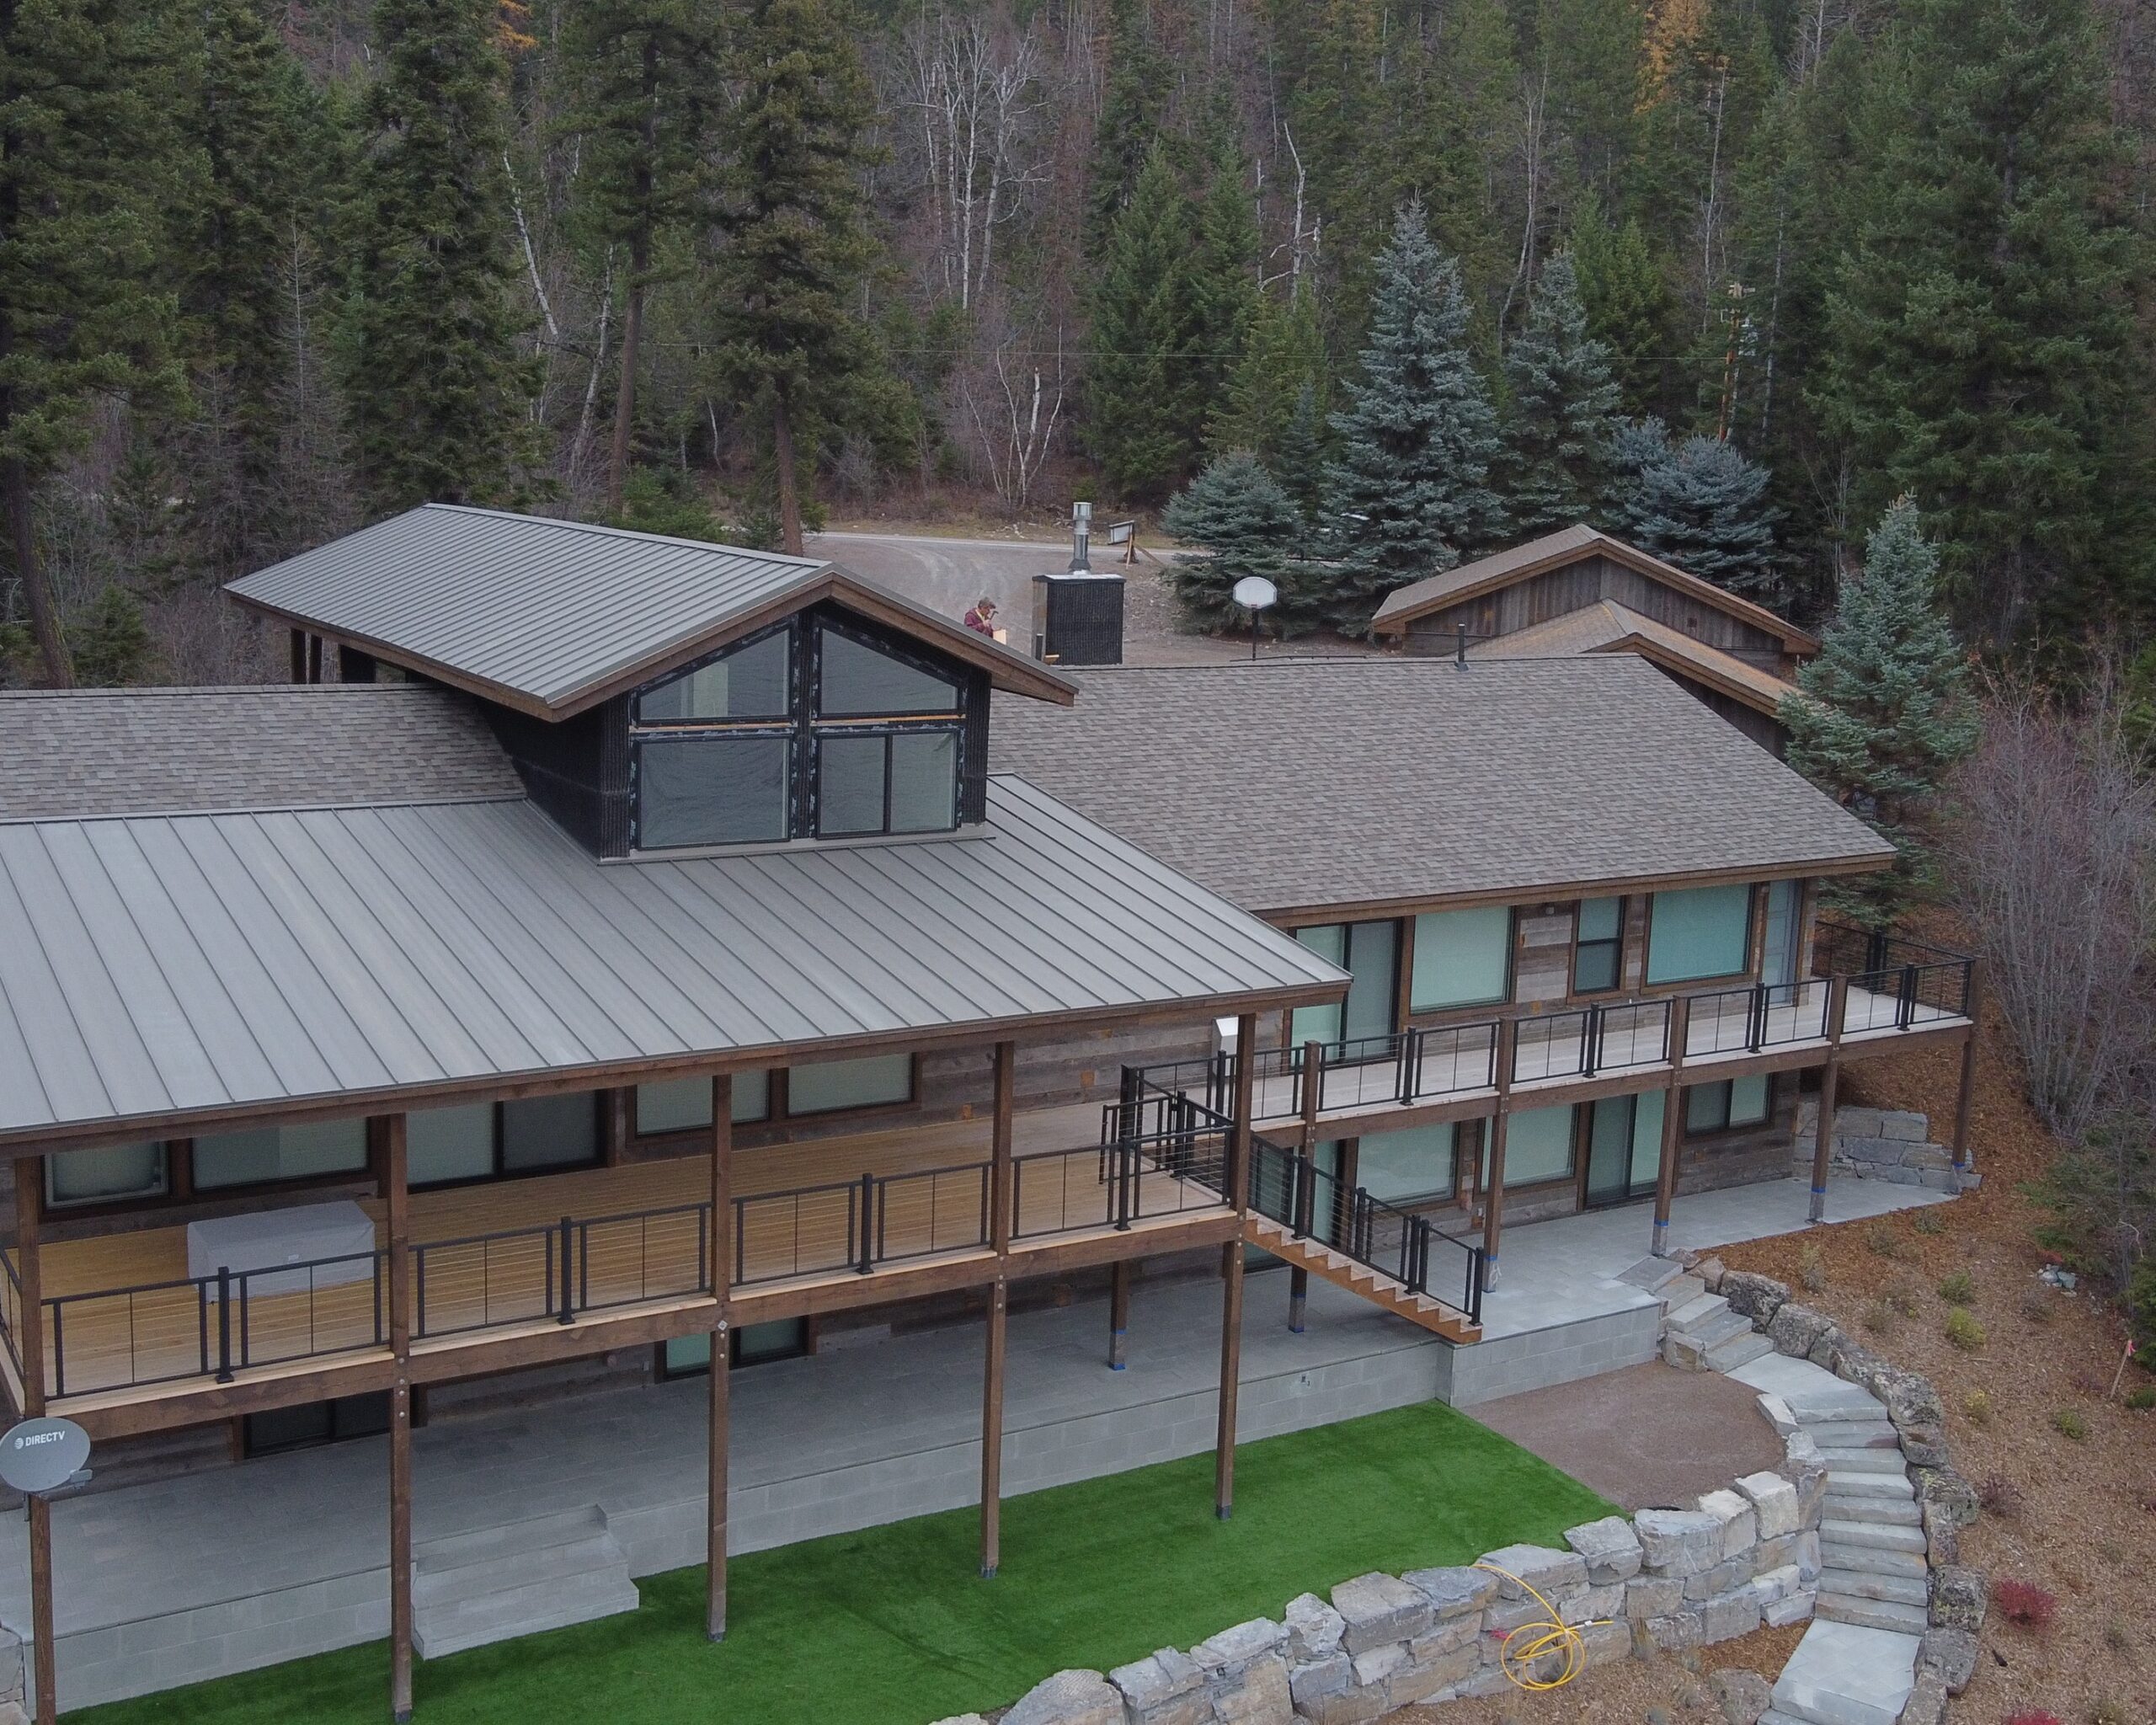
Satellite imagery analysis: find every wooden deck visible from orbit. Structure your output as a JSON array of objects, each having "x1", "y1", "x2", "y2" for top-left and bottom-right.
[{"x1": 17, "y1": 1101, "x2": 1232, "y2": 1406}]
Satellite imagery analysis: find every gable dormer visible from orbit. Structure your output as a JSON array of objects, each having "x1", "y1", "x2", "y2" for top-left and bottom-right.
[{"x1": 226, "y1": 505, "x2": 1073, "y2": 858}]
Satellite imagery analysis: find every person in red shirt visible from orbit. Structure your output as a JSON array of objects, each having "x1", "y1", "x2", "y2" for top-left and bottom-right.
[{"x1": 963, "y1": 596, "x2": 999, "y2": 637}]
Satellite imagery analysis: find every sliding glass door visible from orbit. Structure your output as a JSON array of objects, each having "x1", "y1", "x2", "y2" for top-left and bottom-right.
[
  {"x1": 1584, "y1": 1092, "x2": 1666, "y2": 1208},
  {"x1": 1290, "y1": 920, "x2": 1401, "y2": 1053}
]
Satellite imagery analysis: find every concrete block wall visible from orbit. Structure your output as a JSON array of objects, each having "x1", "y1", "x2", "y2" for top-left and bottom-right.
[{"x1": 1434, "y1": 1306, "x2": 1662, "y2": 1407}]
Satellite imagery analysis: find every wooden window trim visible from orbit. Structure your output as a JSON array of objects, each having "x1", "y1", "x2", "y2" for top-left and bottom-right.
[
  {"x1": 1567, "y1": 896, "x2": 1627, "y2": 1000},
  {"x1": 1682, "y1": 1074, "x2": 1776, "y2": 1139},
  {"x1": 1641, "y1": 884, "x2": 1760, "y2": 990}
]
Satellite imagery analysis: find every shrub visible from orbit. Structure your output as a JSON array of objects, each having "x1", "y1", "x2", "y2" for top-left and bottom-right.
[
  {"x1": 1801, "y1": 1243, "x2": 1827, "y2": 1293},
  {"x1": 2052, "y1": 1407, "x2": 2089, "y2": 1440},
  {"x1": 2021, "y1": 1286, "x2": 2055, "y2": 1324},
  {"x1": 2089, "y1": 1699, "x2": 2126, "y2": 1725},
  {"x1": 2126, "y1": 1386, "x2": 2156, "y2": 1412},
  {"x1": 1993, "y1": 1578, "x2": 2058, "y2": 1629},
  {"x1": 1886, "y1": 1279, "x2": 1923, "y2": 1317},
  {"x1": 2103, "y1": 1616, "x2": 2132, "y2": 1653},
  {"x1": 1912, "y1": 1205, "x2": 1946, "y2": 1236},
  {"x1": 1962, "y1": 1388, "x2": 1993, "y2": 1427},
  {"x1": 1862, "y1": 1300, "x2": 1898, "y2": 1336},
  {"x1": 1977, "y1": 1473, "x2": 2022, "y2": 1516},
  {"x1": 1937, "y1": 1268, "x2": 1974, "y2": 1304},
  {"x1": 1865, "y1": 1221, "x2": 1905, "y2": 1259},
  {"x1": 1945, "y1": 1307, "x2": 1986, "y2": 1351}
]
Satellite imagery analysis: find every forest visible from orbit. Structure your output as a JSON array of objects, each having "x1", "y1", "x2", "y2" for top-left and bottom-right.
[{"x1": 2, "y1": 0, "x2": 2151, "y2": 688}]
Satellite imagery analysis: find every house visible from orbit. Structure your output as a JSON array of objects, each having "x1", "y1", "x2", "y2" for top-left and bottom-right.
[
  {"x1": 0, "y1": 510, "x2": 1974, "y2": 1722},
  {"x1": 1368, "y1": 526, "x2": 1816, "y2": 755}
]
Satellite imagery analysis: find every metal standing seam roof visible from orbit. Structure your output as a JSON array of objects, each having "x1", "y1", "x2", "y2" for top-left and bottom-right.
[
  {"x1": 0, "y1": 777, "x2": 1346, "y2": 1146},
  {"x1": 1367, "y1": 523, "x2": 1819, "y2": 652},
  {"x1": 224, "y1": 505, "x2": 1074, "y2": 717},
  {"x1": 988, "y1": 655, "x2": 1892, "y2": 916},
  {"x1": 1466, "y1": 600, "x2": 1803, "y2": 717}
]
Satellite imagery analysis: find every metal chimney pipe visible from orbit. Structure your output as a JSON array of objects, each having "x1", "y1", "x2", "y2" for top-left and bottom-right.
[
  {"x1": 1455, "y1": 622, "x2": 1468, "y2": 667},
  {"x1": 1070, "y1": 501, "x2": 1092, "y2": 573}
]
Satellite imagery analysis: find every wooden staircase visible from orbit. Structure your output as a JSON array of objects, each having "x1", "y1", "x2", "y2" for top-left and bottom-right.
[{"x1": 1245, "y1": 1215, "x2": 1481, "y2": 1343}]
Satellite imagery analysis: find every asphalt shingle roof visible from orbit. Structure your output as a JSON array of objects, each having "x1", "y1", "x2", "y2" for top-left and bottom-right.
[
  {"x1": 1467, "y1": 600, "x2": 1801, "y2": 715},
  {"x1": 988, "y1": 655, "x2": 1890, "y2": 915},
  {"x1": 0, "y1": 684, "x2": 522, "y2": 822}
]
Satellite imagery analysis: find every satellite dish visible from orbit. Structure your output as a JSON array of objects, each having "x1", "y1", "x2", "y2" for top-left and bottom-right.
[
  {"x1": 1231, "y1": 575, "x2": 1278, "y2": 611},
  {"x1": 0, "y1": 1418, "x2": 90, "y2": 1497}
]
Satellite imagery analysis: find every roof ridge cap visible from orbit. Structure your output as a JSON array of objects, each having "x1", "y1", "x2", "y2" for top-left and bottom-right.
[{"x1": 418, "y1": 502, "x2": 830, "y2": 569}]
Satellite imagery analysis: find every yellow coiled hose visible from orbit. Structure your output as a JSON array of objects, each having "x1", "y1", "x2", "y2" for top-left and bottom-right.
[{"x1": 1474, "y1": 1560, "x2": 1601, "y2": 1691}]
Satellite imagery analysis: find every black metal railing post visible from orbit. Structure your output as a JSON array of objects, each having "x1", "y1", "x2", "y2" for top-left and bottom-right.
[
  {"x1": 1748, "y1": 981, "x2": 1769, "y2": 1052},
  {"x1": 1897, "y1": 964, "x2": 1919, "y2": 1029},
  {"x1": 1292, "y1": 1149, "x2": 1315, "y2": 1240},
  {"x1": 857, "y1": 1171, "x2": 877, "y2": 1273},
  {"x1": 215, "y1": 1266, "x2": 234, "y2": 1382},
  {"x1": 50, "y1": 1301, "x2": 66, "y2": 1399},
  {"x1": 1582, "y1": 1004, "x2": 1604, "y2": 1077},
  {"x1": 557, "y1": 1216, "x2": 576, "y2": 1323}
]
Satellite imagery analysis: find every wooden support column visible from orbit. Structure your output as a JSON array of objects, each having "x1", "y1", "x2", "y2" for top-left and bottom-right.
[
  {"x1": 15, "y1": 1156, "x2": 56, "y2": 1725},
  {"x1": 981, "y1": 1043, "x2": 1014, "y2": 1578},
  {"x1": 707, "y1": 1074, "x2": 733, "y2": 1641},
  {"x1": 1214, "y1": 1013, "x2": 1257, "y2": 1519},
  {"x1": 1810, "y1": 976, "x2": 1850, "y2": 1224},
  {"x1": 1289, "y1": 1036, "x2": 1321, "y2": 1332},
  {"x1": 1107, "y1": 1259, "x2": 1131, "y2": 1370},
  {"x1": 383, "y1": 1115, "x2": 414, "y2": 1725},
  {"x1": 1481, "y1": 1020, "x2": 1518, "y2": 1290},
  {"x1": 1950, "y1": 962, "x2": 1982, "y2": 1180},
  {"x1": 1651, "y1": 996, "x2": 1691, "y2": 1258}
]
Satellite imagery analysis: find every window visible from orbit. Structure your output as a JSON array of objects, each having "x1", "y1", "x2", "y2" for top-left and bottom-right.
[
  {"x1": 1410, "y1": 906, "x2": 1513, "y2": 1011},
  {"x1": 1490, "y1": 1104, "x2": 1577, "y2": 1187},
  {"x1": 633, "y1": 1071, "x2": 773, "y2": 1136},
  {"x1": 1289, "y1": 921, "x2": 1399, "y2": 1049},
  {"x1": 1355, "y1": 1124, "x2": 1455, "y2": 1204},
  {"x1": 46, "y1": 1142, "x2": 168, "y2": 1209},
  {"x1": 1646, "y1": 884, "x2": 1754, "y2": 984},
  {"x1": 406, "y1": 1094, "x2": 603, "y2": 1188},
  {"x1": 659, "y1": 1319, "x2": 809, "y2": 1378},
  {"x1": 1572, "y1": 897, "x2": 1625, "y2": 995},
  {"x1": 788, "y1": 1053, "x2": 914, "y2": 1115},
  {"x1": 243, "y1": 1391, "x2": 391, "y2": 1458},
  {"x1": 630, "y1": 613, "x2": 970, "y2": 852},
  {"x1": 194, "y1": 1119, "x2": 368, "y2": 1191},
  {"x1": 1585, "y1": 1092, "x2": 1665, "y2": 1206},
  {"x1": 1762, "y1": 879, "x2": 1802, "y2": 991},
  {"x1": 1685, "y1": 1076, "x2": 1772, "y2": 1135}
]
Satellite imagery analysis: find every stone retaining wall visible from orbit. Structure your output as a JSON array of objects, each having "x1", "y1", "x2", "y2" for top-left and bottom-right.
[
  {"x1": 931, "y1": 1418, "x2": 1828, "y2": 1725},
  {"x1": 1787, "y1": 1103, "x2": 1972, "y2": 1193}
]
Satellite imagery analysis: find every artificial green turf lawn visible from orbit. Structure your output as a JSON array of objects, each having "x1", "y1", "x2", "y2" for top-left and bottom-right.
[{"x1": 80, "y1": 1401, "x2": 1614, "y2": 1725}]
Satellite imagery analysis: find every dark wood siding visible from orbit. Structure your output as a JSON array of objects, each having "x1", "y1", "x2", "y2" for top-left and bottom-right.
[{"x1": 483, "y1": 697, "x2": 630, "y2": 857}]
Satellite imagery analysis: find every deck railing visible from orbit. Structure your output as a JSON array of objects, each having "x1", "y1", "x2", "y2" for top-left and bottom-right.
[
  {"x1": 1510, "y1": 999, "x2": 1671, "y2": 1085},
  {"x1": 733, "y1": 1162, "x2": 994, "y2": 1286},
  {"x1": 1683, "y1": 979, "x2": 1833, "y2": 1059},
  {"x1": 1247, "y1": 1138, "x2": 1483, "y2": 1325},
  {"x1": 1814, "y1": 923, "x2": 1973, "y2": 1031}
]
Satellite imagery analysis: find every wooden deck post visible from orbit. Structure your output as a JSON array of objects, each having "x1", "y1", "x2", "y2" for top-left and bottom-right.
[
  {"x1": 1481, "y1": 1020, "x2": 1517, "y2": 1291},
  {"x1": 1651, "y1": 996, "x2": 1691, "y2": 1258},
  {"x1": 980, "y1": 1043, "x2": 1015, "y2": 1577},
  {"x1": 15, "y1": 1156, "x2": 56, "y2": 1725},
  {"x1": 1288, "y1": 1035, "x2": 1320, "y2": 1331},
  {"x1": 707, "y1": 1074, "x2": 733, "y2": 1641},
  {"x1": 1107, "y1": 1259, "x2": 1131, "y2": 1369},
  {"x1": 1215, "y1": 1013, "x2": 1257, "y2": 1519},
  {"x1": 383, "y1": 1115, "x2": 414, "y2": 1724},
  {"x1": 1810, "y1": 976, "x2": 1850, "y2": 1224},
  {"x1": 1950, "y1": 961, "x2": 1982, "y2": 1181}
]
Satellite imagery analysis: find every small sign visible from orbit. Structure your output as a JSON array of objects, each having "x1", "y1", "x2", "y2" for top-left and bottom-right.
[
  {"x1": 0, "y1": 1418, "x2": 90, "y2": 1497},
  {"x1": 1232, "y1": 575, "x2": 1279, "y2": 612},
  {"x1": 1105, "y1": 520, "x2": 1137, "y2": 546}
]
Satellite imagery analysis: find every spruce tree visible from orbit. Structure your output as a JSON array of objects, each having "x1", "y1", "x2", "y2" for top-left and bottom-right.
[
  {"x1": 1209, "y1": 286, "x2": 1326, "y2": 464},
  {"x1": 1501, "y1": 252, "x2": 1625, "y2": 537},
  {"x1": 1813, "y1": 0, "x2": 2146, "y2": 644},
  {"x1": 709, "y1": 0, "x2": 881, "y2": 554},
  {"x1": 0, "y1": 0, "x2": 177, "y2": 686},
  {"x1": 1185, "y1": 127, "x2": 1262, "y2": 425},
  {"x1": 1085, "y1": 147, "x2": 1204, "y2": 500},
  {"x1": 1609, "y1": 425, "x2": 1781, "y2": 598},
  {"x1": 560, "y1": 0, "x2": 724, "y2": 512},
  {"x1": 345, "y1": 0, "x2": 536, "y2": 513},
  {"x1": 1271, "y1": 382, "x2": 1329, "y2": 528},
  {"x1": 1161, "y1": 453, "x2": 1310, "y2": 633},
  {"x1": 1085, "y1": 0, "x2": 1168, "y2": 249},
  {"x1": 1321, "y1": 204, "x2": 1504, "y2": 632},
  {"x1": 1783, "y1": 498, "x2": 1977, "y2": 926},
  {"x1": 1569, "y1": 204, "x2": 1674, "y2": 417}
]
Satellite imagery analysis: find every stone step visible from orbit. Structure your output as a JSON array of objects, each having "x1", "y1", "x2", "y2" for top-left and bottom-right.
[
  {"x1": 1825, "y1": 1470, "x2": 1915, "y2": 1500},
  {"x1": 1771, "y1": 1620, "x2": 1920, "y2": 1725},
  {"x1": 412, "y1": 1505, "x2": 639, "y2": 1659},
  {"x1": 1824, "y1": 1495, "x2": 1922, "y2": 1528},
  {"x1": 1705, "y1": 1329, "x2": 1774, "y2": 1372},
  {"x1": 1820, "y1": 1519, "x2": 1927, "y2": 1555},
  {"x1": 1817, "y1": 1447, "x2": 1908, "y2": 1475},
  {"x1": 1760, "y1": 1711, "x2": 1807, "y2": 1725},
  {"x1": 1813, "y1": 1594, "x2": 1930, "y2": 1634},
  {"x1": 1819, "y1": 1567, "x2": 1929, "y2": 1608},
  {"x1": 1619, "y1": 1255, "x2": 1689, "y2": 1295},
  {"x1": 1801, "y1": 1419, "x2": 1899, "y2": 1450},
  {"x1": 1668, "y1": 1291, "x2": 1732, "y2": 1332},
  {"x1": 1820, "y1": 1541, "x2": 1929, "y2": 1579},
  {"x1": 1684, "y1": 1308, "x2": 1758, "y2": 1352},
  {"x1": 414, "y1": 1566, "x2": 642, "y2": 1659},
  {"x1": 1661, "y1": 1273, "x2": 1709, "y2": 1310}
]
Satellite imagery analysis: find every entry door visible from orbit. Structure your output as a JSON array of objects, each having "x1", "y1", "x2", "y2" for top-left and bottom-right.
[
  {"x1": 1584, "y1": 1092, "x2": 1666, "y2": 1208},
  {"x1": 1762, "y1": 879, "x2": 1801, "y2": 999}
]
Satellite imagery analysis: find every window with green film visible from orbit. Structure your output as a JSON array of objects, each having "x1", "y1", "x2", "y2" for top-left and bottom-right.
[
  {"x1": 1646, "y1": 884, "x2": 1753, "y2": 984},
  {"x1": 1410, "y1": 906, "x2": 1512, "y2": 1010}
]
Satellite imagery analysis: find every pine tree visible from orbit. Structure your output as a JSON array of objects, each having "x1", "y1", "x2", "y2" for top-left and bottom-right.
[
  {"x1": 560, "y1": 0, "x2": 724, "y2": 512},
  {"x1": 1085, "y1": 147, "x2": 1204, "y2": 501},
  {"x1": 1813, "y1": 0, "x2": 2148, "y2": 644},
  {"x1": 1609, "y1": 425, "x2": 1781, "y2": 598},
  {"x1": 0, "y1": 0, "x2": 178, "y2": 686},
  {"x1": 1783, "y1": 498, "x2": 1977, "y2": 926},
  {"x1": 1185, "y1": 126, "x2": 1262, "y2": 422},
  {"x1": 709, "y1": 0, "x2": 881, "y2": 554},
  {"x1": 72, "y1": 585, "x2": 157, "y2": 686},
  {"x1": 1321, "y1": 204, "x2": 1505, "y2": 632},
  {"x1": 1085, "y1": 0, "x2": 1168, "y2": 249},
  {"x1": 1569, "y1": 204, "x2": 1675, "y2": 417},
  {"x1": 1161, "y1": 452, "x2": 1311, "y2": 633},
  {"x1": 1210, "y1": 286, "x2": 1326, "y2": 463},
  {"x1": 344, "y1": 0, "x2": 536, "y2": 513},
  {"x1": 1501, "y1": 252, "x2": 1625, "y2": 537},
  {"x1": 1271, "y1": 382, "x2": 1329, "y2": 528}
]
